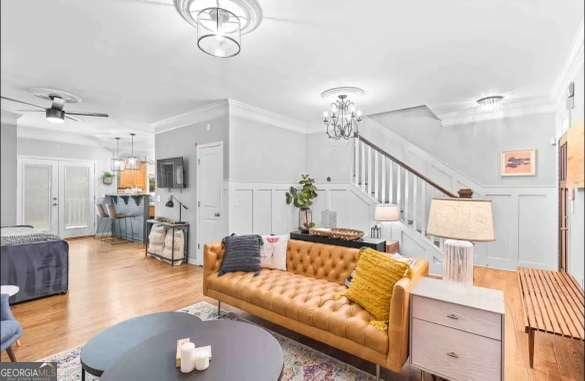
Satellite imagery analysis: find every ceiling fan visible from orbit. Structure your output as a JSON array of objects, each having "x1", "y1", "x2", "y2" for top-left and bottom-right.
[{"x1": 1, "y1": 92, "x2": 109, "y2": 123}]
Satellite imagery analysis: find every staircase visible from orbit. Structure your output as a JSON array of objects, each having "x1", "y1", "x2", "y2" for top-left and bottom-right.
[{"x1": 353, "y1": 135, "x2": 460, "y2": 263}]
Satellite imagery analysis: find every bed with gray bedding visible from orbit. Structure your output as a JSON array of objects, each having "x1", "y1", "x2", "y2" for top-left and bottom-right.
[{"x1": 1, "y1": 226, "x2": 69, "y2": 303}]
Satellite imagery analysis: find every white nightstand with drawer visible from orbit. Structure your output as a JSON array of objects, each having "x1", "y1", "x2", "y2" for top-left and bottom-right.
[{"x1": 410, "y1": 277, "x2": 505, "y2": 381}]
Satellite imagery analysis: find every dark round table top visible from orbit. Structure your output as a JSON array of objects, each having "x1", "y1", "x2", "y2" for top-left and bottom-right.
[
  {"x1": 101, "y1": 319, "x2": 284, "y2": 381},
  {"x1": 81, "y1": 312, "x2": 203, "y2": 376}
]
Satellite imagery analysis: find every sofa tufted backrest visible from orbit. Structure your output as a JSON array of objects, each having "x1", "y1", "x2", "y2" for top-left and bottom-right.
[{"x1": 286, "y1": 240, "x2": 360, "y2": 285}]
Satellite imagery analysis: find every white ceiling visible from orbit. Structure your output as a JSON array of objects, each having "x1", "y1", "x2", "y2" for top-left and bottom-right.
[{"x1": 1, "y1": 0, "x2": 583, "y2": 147}]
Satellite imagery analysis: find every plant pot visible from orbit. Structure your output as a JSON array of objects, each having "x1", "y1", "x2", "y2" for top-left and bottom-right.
[
  {"x1": 103, "y1": 175, "x2": 114, "y2": 185},
  {"x1": 299, "y1": 208, "x2": 313, "y2": 232}
]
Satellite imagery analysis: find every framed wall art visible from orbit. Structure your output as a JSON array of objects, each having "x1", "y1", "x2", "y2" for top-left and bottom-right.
[{"x1": 501, "y1": 149, "x2": 536, "y2": 176}]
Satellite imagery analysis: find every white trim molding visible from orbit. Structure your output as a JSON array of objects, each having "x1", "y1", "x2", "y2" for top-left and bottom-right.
[
  {"x1": 437, "y1": 96, "x2": 556, "y2": 127},
  {"x1": 228, "y1": 99, "x2": 309, "y2": 134},
  {"x1": 152, "y1": 100, "x2": 228, "y2": 134}
]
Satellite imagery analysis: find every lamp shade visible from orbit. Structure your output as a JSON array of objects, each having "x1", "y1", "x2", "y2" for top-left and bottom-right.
[
  {"x1": 375, "y1": 204, "x2": 400, "y2": 222},
  {"x1": 427, "y1": 198, "x2": 495, "y2": 242}
]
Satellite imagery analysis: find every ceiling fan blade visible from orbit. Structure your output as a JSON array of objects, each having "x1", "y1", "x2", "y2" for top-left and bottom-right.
[
  {"x1": 67, "y1": 112, "x2": 109, "y2": 118},
  {"x1": 65, "y1": 115, "x2": 81, "y2": 122},
  {"x1": 1, "y1": 96, "x2": 46, "y2": 110},
  {"x1": 16, "y1": 109, "x2": 44, "y2": 112}
]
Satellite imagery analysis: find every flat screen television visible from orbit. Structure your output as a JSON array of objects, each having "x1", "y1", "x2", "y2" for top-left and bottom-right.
[{"x1": 156, "y1": 157, "x2": 186, "y2": 189}]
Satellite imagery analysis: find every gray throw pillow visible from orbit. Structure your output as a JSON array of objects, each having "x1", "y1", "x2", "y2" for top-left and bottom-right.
[{"x1": 219, "y1": 234, "x2": 263, "y2": 276}]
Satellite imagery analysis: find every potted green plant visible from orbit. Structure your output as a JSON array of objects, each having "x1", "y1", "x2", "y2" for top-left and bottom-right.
[
  {"x1": 102, "y1": 171, "x2": 114, "y2": 185},
  {"x1": 285, "y1": 174, "x2": 318, "y2": 232}
]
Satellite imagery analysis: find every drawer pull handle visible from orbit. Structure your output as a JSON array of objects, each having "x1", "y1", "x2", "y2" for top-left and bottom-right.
[
  {"x1": 446, "y1": 313, "x2": 460, "y2": 320},
  {"x1": 446, "y1": 352, "x2": 459, "y2": 359}
]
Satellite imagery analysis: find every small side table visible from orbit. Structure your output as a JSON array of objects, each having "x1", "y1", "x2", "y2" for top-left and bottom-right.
[
  {"x1": 1, "y1": 285, "x2": 22, "y2": 346},
  {"x1": 409, "y1": 277, "x2": 505, "y2": 381}
]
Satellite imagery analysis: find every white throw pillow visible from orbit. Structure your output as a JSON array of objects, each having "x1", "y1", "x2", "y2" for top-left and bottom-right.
[{"x1": 260, "y1": 235, "x2": 288, "y2": 271}]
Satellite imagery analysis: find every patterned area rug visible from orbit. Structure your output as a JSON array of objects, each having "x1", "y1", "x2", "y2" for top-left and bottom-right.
[{"x1": 43, "y1": 301, "x2": 375, "y2": 380}]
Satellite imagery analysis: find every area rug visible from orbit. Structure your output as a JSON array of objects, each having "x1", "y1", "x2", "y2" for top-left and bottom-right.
[{"x1": 42, "y1": 301, "x2": 375, "y2": 380}]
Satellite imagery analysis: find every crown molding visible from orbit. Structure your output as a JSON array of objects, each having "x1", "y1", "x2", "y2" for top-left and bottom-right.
[
  {"x1": 227, "y1": 99, "x2": 309, "y2": 134},
  {"x1": 151, "y1": 100, "x2": 229, "y2": 134},
  {"x1": 551, "y1": 18, "x2": 584, "y2": 105},
  {"x1": 1, "y1": 109, "x2": 21, "y2": 124},
  {"x1": 438, "y1": 96, "x2": 556, "y2": 127}
]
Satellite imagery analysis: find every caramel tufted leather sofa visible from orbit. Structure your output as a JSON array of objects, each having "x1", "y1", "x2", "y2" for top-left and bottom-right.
[{"x1": 203, "y1": 239, "x2": 428, "y2": 373}]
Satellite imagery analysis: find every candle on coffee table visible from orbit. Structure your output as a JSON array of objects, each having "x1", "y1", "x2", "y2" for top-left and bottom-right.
[
  {"x1": 194, "y1": 347, "x2": 210, "y2": 371},
  {"x1": 180, "y1": 342, "x2": 196, "y2": 373}
]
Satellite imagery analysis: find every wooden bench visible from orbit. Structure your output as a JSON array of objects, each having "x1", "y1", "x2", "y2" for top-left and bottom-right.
[{"x1": 518, "y1": 268, "x2": 584, "y2": 367}]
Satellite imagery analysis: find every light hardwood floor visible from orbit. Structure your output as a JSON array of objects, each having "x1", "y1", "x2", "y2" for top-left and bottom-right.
[{"x1": 1, "y1": 238, "x2": 583, "y2": 380}]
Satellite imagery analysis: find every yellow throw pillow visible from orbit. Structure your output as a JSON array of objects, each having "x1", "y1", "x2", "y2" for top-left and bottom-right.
[{"x1": 345, "y1": 247, "x2": 411, "y2": 321}]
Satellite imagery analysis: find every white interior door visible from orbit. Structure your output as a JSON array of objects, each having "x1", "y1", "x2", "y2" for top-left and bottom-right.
[
  {"x1": 19, "y1": 159, "x2": 59, "y2": 234},
  {"x1": 59, "y1": 161, "x2": 95, "y2": 238},
  {"x1": 196, "y1": 142, "x2": 224, "y2": 265}
]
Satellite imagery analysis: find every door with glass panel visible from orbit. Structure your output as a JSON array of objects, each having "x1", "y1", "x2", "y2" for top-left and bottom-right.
[
  {"x1": 20, "y1": 159, "x2": 60, "y2": 234},
  {"x1": 19, "y1": 158, "x2": 94, "y2": 238},
  {"x1": 58, "y1": 161, "x2": 94, "y2": 237}
]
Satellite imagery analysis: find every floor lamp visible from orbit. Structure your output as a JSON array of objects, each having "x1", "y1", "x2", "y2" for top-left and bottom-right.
[{"x1": 426, "y1": 198, "x2": 495, "y2": 285}]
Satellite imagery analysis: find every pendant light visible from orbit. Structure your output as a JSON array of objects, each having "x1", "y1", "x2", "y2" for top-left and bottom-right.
[
  {"x1": 125, "y1": 133, "x2": 139, "y2": 171},
  {"x1": 111, "y1": 137, "x2": 124, "y2": 172}
]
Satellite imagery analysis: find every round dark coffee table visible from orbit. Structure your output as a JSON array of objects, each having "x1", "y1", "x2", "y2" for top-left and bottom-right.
[
  {"x1": 80, "y1": 312, "x2": 203, "y2": 380},
  {"x1": 100, "y1": 319, "x2": 284, "y2": 381}
]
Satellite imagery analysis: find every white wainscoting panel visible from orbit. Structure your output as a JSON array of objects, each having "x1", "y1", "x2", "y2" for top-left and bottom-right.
[
  {"x1": 228, "y1": 182, "x2": 557, "y2": 272},
  {"x1": 474, "y1": 187, "x2": 557, "y2": 271},
  {"x1": 517, "y1": 192, "x2": 557, "y2": 269},
  {"x1": 229, "y1": 183, "x2": 296, "y2": 235}
]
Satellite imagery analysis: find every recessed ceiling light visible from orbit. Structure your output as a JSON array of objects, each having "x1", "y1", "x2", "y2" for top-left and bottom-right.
[{"x1": 476, "y1": 95, "x2": 504, "y2": 106}]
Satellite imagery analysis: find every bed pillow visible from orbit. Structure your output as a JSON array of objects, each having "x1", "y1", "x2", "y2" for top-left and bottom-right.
[
  {"x1": 345, "y1": 247, "x2": 411, "y2": 321},
  {"x1": 260, "y1": 235, "x2": 288, "y2": 271},
  {"x1": 219, "y1": 234, "x2": 263, "y2": 276}
]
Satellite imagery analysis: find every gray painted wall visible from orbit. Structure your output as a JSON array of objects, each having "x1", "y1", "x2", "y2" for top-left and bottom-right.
[
  {"x1": 369, "y1": 111, "x2": 557, "y2": 187},
  {"x1": 306, "y1": 132, "x2": 353, "y2": 184},
  {"x1": 155, "y1": 115, "x2": 230, "y2": 264},
  {"x1": 1, "y1": 117, "x2": 18, "y2": 225},
  {"x1": 229, "y1": 116, "x2": 307, "y2": 183}
]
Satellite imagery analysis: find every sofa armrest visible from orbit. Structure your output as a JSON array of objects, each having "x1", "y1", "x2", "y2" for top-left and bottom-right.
[
  {"x1": 203, "y1": 242, "x2": 224, "y2": 295},
  {"x1": 386, "y1": 259, "x2": 429, "y2": 371}
]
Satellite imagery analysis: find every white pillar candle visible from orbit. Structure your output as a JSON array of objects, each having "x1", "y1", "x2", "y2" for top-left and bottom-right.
[
  {"x1": 180, "y1": 342, "x2": 196, "y2": 373},
  {"x1": 194, "y1": 348, "x2": 210, "y2": 371}
]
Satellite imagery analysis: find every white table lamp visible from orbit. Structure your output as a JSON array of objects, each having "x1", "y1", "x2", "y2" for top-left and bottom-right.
[
  {"x1": 426, "y1": 198, "x2": 495, "y2": 284},
  {"x1": 375, "y1": 204, "x2": 400, "y2": 240}
]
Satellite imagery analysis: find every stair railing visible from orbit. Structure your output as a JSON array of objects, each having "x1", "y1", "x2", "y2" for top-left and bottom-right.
[{"x1": 353, "y1": 135, "x2": 459, "y2": 237}]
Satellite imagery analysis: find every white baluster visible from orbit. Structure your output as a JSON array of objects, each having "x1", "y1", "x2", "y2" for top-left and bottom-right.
[
  {"x1": 360, "y1": 142, "x2": 365, "y2": 191},
  {"x1": 396, "y1": 166, "x2": 402, "y2": 217},
  {"x1": 413, "y1": 176, "x2": 418, "y2": 231},
  {"x1": 367, "y1": 146, "x2": 372, "y2": 196},
  {"x1": 354, "y1": 138, "x2": 359, "y2": 186},
  {"x1": 404, "y1": 171, "x2": 410, "y2": 224},
  {"x1": 374, "y1": 151, "x2": 379, "y2": 202},
  {"x1": 389, "y1": 162, "x2": 394, "y2": 204},
  {"x1": 420, "y1": 181, "x2": 427, "y2": 236},
  {"x1": 381, "y1": 157, "x2": 386, "y2": 204}
]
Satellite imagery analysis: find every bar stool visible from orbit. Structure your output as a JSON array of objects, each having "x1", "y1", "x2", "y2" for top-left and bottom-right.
[
  {"x1": 95, "y1": 203, "x2": 110, "y2": 241},
  {"x1": 104, "y1": 203, "x2": 134, "y2": 243}
]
